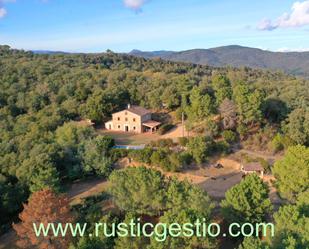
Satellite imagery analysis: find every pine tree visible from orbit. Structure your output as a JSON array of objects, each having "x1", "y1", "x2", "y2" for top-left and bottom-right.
[{"x1": 13, "y1": 188, "x2": 74, "y2": 249}]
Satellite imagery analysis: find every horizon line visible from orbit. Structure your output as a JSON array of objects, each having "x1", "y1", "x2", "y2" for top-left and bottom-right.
[{"x1": 3, "y1": 44, "x2": 309, "y2": 54}]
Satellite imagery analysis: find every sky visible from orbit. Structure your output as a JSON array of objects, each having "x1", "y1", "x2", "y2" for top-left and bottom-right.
[{"x1": 0, "y1": 0, "x2": 309, "y2": 52}]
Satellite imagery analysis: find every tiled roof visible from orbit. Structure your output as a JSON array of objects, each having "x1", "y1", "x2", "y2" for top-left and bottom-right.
[
  {"x1": 142, "y1": 120, "x2": 161, "y2": 128},
  {"x1": 242, "y1": 162, "x2": 263, "y2": 171},
  {"x1": 127, "y1": 105, "x2": 151, "y2": 116}
]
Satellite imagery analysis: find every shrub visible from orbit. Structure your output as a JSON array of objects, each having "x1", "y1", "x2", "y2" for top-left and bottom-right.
[
  {"x1": 244, "y1": 125, "x2": 277, "y2": 151},
  {"x1": 150, "y1": 148, "x2": 168, "y2": 167},
  {"x1": 128, "y1": 148, "x2": 153, "y2": 164},
  {"x1": 268, "y1": 133, "x2": 294, "y2": 153},
  {"x1": 237, "y1": 124, "x2": 248, "y2": 140},
  {"x1": 214, "y1": 141, "x2": 231, "y2": 155},
  {"x1": 168, "y1": 153, "x2": 183, "y2": 172},
  {"x1": 149, "y1": 138, "x2": 174, "y2": 148},
  {"x1": 269, "y1": 133, "x2": 284, "y2": 153},
  {"x1": 149, "y1": 149, "x2": 184, "y2": 172},
  {"x1": 175, "y1": 108, "x2": 184, "y2": 121},
  {"x1": 110, "y1": 148, "x2": 128, "y2": 162},
  {"x1": 179, "y1": 152, "x2": 193, "y2": 166},
  {"x1": 158, "y1": 123, "x2": 175, "y2": 135},
  {"x1": 187, "y1": 137, "x2": 209, "y2": 164},
  {"x1": 204, "y1": 119, "x2": 219, "y2": 138},
  {"x1": 178, "y1": 137, "x2": 189, "y2": 146},
  {"x1": 222, "y1": 130, "x2": 237, "y2": 144}
]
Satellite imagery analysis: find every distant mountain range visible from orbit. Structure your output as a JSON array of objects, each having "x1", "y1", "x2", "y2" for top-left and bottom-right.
[
  {"x1": 32, "y1": 50, "x2": 69, "y2": 54},
  {"x1": 129, "y1": 45, "x2": 309, "y2": 78}
]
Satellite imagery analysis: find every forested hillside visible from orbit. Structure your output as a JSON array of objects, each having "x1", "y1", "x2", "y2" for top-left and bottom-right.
[
  {"x1": 1, "y1": 45, "x2": 309, "y2": 248},
  {"x1": 130, "y1": 45, "x2": 309, "y2": 78}
]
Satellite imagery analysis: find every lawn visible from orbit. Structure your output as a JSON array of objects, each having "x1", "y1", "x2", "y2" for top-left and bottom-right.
[
  {"x1": 98, "y1": 130, "x2": 162, "y2": 145},
  {"x1": 97, "y1": 124, "x2": 188, "y2": 145}
]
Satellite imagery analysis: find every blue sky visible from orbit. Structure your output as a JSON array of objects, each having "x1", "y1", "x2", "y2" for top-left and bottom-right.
[{"x1": 0, "y1": 0, "x2": 309, "y2": 52}]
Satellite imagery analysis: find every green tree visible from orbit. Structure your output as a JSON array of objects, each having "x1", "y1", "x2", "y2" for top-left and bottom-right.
[
  {"x1": 81, "y1": 90, "x2": 114, "y2": 123},
  {"x1": 271, "y1": 191, "x2": 309, "y2": 249},
  {"x1": 79, "y1": 138, "x2": 113, "y2": 177},
  {"x1": 272, "y1": 145, "x2": 309, "y2": 202},
  {"x1": 204, "y1": 119, "x2": 219, "y2": 138},
  {"x1": 222, "y1": 130, "x2": 237, "y2": 144},
  {"x1": 262, "y1": 98, "x2": 288, "y2": 124},
  {"x1": 55, "y1": 122, "x2": 95, "y2": 148},
  {"x1": 166, "y1": 178, "x2": 214, "y2": 217},
  {"x1": 187, "y1": 136, "x2": 213, "y2": 164},
  {"x1": 114, "y1": 213, "x2": 149, "y2": 249},
  {"x1": 16, "y1": 151, "x2": 61, "y2": 193},
  {"x1": 108, "y1": 167, "x2": 166, "y2": 215},
  {"x1": 212, "y1": 74, "x2": 232, "y2": 105},
  {"x1": 283, "y1": 108, "x2": 309, "y2": 145},
  {"x1": 149, "y1": 179, "x2": 215, "y2": 249},
  {"x1": 233, "y1": 82, "x2": 264, "y2": 125},
  {"x1": 94, "y1": 135, "x2": 115, "y2": 154},
  {"x1": 0, "y1": 176, "x2": 28, "y2": 232},
  {"x1": 187, "y1": 86, "x2": 214, "y2": 122},
  {"x1": 70, "y1": 213, "x2": 117, "y2": 249},
  {"x1": 150, "y1": 148, "x2": 171, "y2": 171},
  {"x1": 221, "y1": 174, "x2": 272, "y2": 224},
  {"x1": 238, "y1": 237, "x2": 270, "y2": 249},
  {"x1": 148, "y1": 208, "x2": 217, "y2": 249}
]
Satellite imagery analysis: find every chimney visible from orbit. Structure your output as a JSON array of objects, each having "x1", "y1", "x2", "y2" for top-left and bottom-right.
[{"x1": 127, "y1": 104, "x2": 131, "y2": 109}]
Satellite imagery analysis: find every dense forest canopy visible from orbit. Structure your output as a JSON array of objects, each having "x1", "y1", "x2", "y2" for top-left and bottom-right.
[
  {"x1": 0, "y1": 45, "x2": 309, "y2": 247},
  {"x1": 130, "y1": 45, "x2": 309, "y2": 78}
]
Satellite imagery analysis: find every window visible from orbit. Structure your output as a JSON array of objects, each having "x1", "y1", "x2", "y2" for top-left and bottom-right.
[
  {"x1": 133, "y1": 118, "x2": 136, "y2": 122},
  {"x1": 133, "y1": 126, "x2": 136, "y2": 130},
  {"x1": 117, "y1": 117, "x2": 120, "y2": 121},
  {"x1": 125, "y1": 117, "x2": 128, "y2": 121},
  {"x1": 118, "y1": 125, "x2": 121, "y2": 129}
]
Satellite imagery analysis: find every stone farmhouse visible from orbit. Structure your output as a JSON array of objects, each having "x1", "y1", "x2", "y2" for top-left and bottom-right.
[{"x1": 105, "y1": 104, "x2": 161, "y2": 133}]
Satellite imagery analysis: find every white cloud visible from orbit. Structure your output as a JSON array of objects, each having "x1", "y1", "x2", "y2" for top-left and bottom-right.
[
  {"x1": 0, "y1": 7, "x2": 7, "y2": 18},
  {"x1": 258, "y1": 1, "x2": 309, "y2": 30},
  {"x1": 0, "y1": 0, "x2": 16, "y2": 18},
  {"x1": 123, "y1": 0, "x2": 147, "y2": 11},
  {"x1": 257, "y1": 18, "x2": 277, "y2": 30}
]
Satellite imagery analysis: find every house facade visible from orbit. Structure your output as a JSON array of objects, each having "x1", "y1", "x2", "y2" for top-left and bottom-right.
[{"x1": 105, "y1": 105, "x2": 161, "y2": 133}]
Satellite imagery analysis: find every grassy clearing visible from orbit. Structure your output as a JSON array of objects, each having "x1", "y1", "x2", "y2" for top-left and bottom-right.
[{"x1": 98, "y1": 130, "x2": 161, "y2": 145}]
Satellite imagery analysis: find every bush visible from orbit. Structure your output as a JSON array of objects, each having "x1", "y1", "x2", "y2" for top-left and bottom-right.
[
  {"x1": 110, "y1": 148, "x2": 128, "y2": 162},
  {"x1": 158, "y1": 123, "x2": 175, "y2": 135},
  {"x1": 150, "y1": 149, "x2": 168, "y2": 167},
  {"x1": 179, "y1": 152, "x2": 193, "y2": 167},
  {"x1": 128, "y1": 148, "x2": 153, "y2": 164},
  {"x1": 168, "y1": 153, "x2": 183, "y2": 172},
  {"x1": 204, "y1": 119, "x2": 219, "y2": 138},
  {"x1": 187, "y1": 136, "x2": 210, "y2": 164},
  {"x1": 149, "y1": 148, "x2": 186, "y2": 172},
  {"x1": 222, "y1": 130, "x2": 237, "y2": 144},
  {"x1": 149, "y1": 138, "x2": 174, "y2": 148},
  {"x1": 237, "y1": 124, "x2": 248, "y2": 140},
  {"x1": 268, "y1": 133, "x2": 294, "y2": 153},
  {"x1": 175, "y1": 108, "x2": 184, "y2": 121},
  {"x1": 178, "y1": 137, "x2": 189, "y2": 146},
  {"x1": 214, "y1": 141, "x2": 231, "y2": 155},
  {"x1": 244, "y1": 125, "x2": 277, "y2": 151}
]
